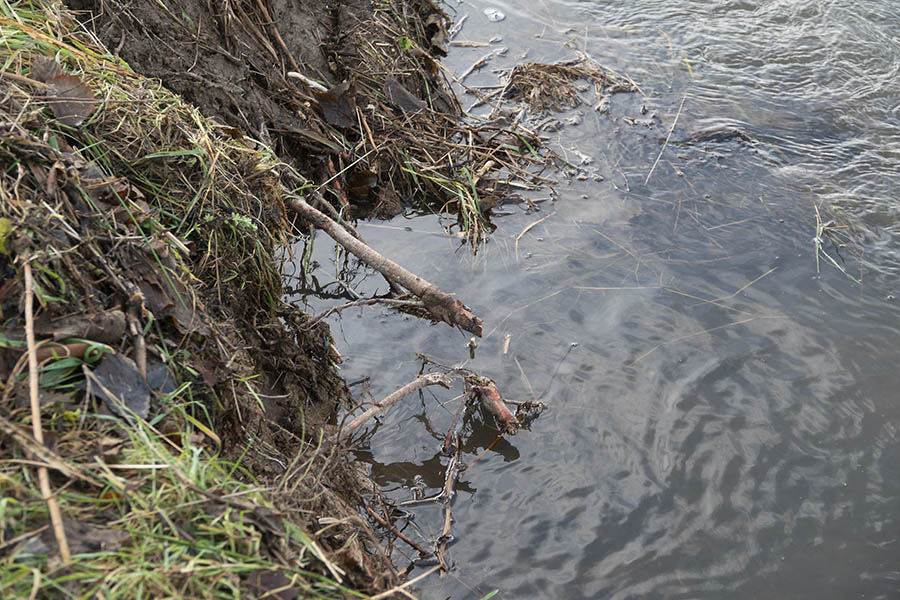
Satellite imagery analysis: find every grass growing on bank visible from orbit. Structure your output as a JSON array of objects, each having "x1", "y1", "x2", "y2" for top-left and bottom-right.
[
  {"x1": 0, "y1": 1, "x2": 387, "y2": 596},
  {"x1": 1, "y1": 401, "x2": 360, "y2": 599}
]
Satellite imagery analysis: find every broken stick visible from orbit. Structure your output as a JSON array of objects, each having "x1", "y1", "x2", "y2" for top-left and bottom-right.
[
  {"x1": 288, "y1": 197, "x2": 483, "y2": 337},
  {"x1": 467, "y1": 376, "x2": 520, "y2": 434},
  {"x1": 336, "y1": 372, "x2": 453, "y2": 443}
]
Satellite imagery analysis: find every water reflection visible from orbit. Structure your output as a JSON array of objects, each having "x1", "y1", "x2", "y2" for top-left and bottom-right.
[{"x1": 287, "y1": 0, "x2": 900, "y2": 597}]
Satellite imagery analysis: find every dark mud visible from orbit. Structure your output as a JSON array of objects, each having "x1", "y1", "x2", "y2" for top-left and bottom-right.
[{"x1": 69, "y1": 0, "x2": 460, "y2": 219}]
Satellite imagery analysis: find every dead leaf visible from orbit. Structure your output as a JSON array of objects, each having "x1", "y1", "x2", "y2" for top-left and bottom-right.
[
  {"x1": 32, "y1": 309, "x2": 126, "y2": 344},
  {"x1": 146, "y1": 361, "x2": 176, "y2": 396},
  {"x1": 32, "y1": 57, "x2": 98, "y2": 127},
  {"x1": 383, "y1": 77, "x2": 426, "y2": 113},
  {"x1": 14, "y1": 518, "x2": 130, "y2": 558},
  {"x1": 127, "y1": 247, "x2": 210, "y2": 336},
  {"x1": 191, "y1": 356, "x2": 219, "y2": 388},
  {"x1": 30, "y1": 56, "x2": 64, "y2": 83},
  {"x1": 85, "y1": 353, "x2": 151, "y2": 421},
  {"x1": 314, "y1": 80, "x2": 356, "y2": 128},
  {"x1": 424, "y1": 13, "x2": 449, "y2": 57}
]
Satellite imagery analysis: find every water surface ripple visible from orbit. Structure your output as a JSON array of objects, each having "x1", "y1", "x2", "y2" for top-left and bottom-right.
[{"x1": 289, "y1": 0, "x2": 900, "y2": 597}]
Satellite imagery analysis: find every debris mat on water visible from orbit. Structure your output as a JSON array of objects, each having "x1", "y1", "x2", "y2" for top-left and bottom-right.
[{"x1": 500, "y1": 56, "x2": 641, "y2": 112}]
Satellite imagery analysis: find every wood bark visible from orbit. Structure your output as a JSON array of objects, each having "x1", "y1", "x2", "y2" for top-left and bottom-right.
[{"x1": 468, "y1": 377, "x2": 520, "y2": 434}]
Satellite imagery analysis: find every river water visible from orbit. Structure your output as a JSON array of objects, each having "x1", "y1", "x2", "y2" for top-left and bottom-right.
[{"x1": 288, "y1": 1, "x2": 900, "y2": 597}]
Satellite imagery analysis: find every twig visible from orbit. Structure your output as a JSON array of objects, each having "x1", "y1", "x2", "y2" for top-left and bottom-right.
[
  {"x1": 286, "y1": 71, "x2": 328, "y2": 92},
  {"x1": 336, "y1": 373, "x2": 452, "y2": 442},
  {"x1": 24, "y1": 263, "x2": 71, "y2": 564},
  {"x1": 645, "y1": 93, "x2": 686, "y2": 185},
  {"x1": 365, "y1": 506, "x2": 430, "y2": 556},
  {"x1": 369, "y1": 565, "x2": 441, "y2": 600},
  {"x1": 435, "y1": 439, "x2": 461, "y2": 573},
  {"x1": 288, "y1": 197, "x2": 483, "y2": 336},
  {"x1": 397, "y1": 440, "x2": 462, "y2": 507},
  {"x1": 0, "y1": 414, "x2": 100, "y2": 486},
  {"x1": 255, "y1": 0, "x2": 301, "y2": 73},
  {"x1": 458, "y1": 52, "x2": 494, "y2": 83},
  {"x1": 515, "y1": 210, "x2": 556, "y2": 262},
  {"x1": 448, "y1": 13, "x2": 468, "y2": 39},
  {"x1": 308, "y1": 297, "x2": 423, "y2": 329}
]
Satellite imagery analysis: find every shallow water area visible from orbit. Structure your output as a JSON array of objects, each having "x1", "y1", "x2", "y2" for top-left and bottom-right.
[{"x1": 289, "y1": 0, "x2": 900, "y2": 597}]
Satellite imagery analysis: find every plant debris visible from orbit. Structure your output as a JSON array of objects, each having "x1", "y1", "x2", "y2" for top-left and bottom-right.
[{"x1": 500, "y1": 56, "x2": 641, "y2": 112}]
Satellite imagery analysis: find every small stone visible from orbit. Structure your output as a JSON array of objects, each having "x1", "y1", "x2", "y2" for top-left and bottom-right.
[{"x1": 483, "y1": 7, "x2": 505, "y2": 22}]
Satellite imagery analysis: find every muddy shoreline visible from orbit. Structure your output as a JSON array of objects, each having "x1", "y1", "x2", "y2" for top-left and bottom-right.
[
  {"x1": 0, "y1": 0, "x2": 600, "y2": 592},
  {"x1": 0, "y1": 0, "x2": 483, "y2": 595}
]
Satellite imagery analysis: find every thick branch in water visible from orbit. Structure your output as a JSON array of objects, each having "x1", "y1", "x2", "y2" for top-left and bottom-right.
[
  {"x1": 288, "y1": 197, "x2": 483, "y2": 336},
  {"x1": 468, "y1": 377, "x2": 520, "y2": 434}
]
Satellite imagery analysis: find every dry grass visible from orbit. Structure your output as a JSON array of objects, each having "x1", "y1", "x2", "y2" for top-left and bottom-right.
[{"x1": 501, "y1": 56, "x2": 640, "y2": 112}]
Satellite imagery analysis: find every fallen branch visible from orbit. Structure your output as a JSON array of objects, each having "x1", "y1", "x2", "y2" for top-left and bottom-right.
[
  {"x1": 467, "y1": 376, "x2": 520, "y2": 434},
  {"x1": 335, "y1": 372, "x2": 453, "y2": 443},
  {"x1": 288, "y1": 197, "x2": 483, "y2": 336},
  {"x1": 24, "y1": 263, "x2": 71, "y2": 564}
]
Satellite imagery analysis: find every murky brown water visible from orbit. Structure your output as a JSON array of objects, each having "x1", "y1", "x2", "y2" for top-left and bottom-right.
[{"x1": 287, "y1": 0, "x2": 900, "y2": 597}]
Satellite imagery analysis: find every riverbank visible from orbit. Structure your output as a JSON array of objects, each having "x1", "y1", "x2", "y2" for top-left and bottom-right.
[{"x1": 0, "y1": 0, "x2": 530, "y2": 596}]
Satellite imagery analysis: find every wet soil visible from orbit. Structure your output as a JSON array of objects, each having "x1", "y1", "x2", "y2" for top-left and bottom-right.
[
  {"x1": 68, "y1": 0, "x2": 453, "y2": 220},
  {"x1": 70, "y1": 0, "x2": 347, "y2": 154}
]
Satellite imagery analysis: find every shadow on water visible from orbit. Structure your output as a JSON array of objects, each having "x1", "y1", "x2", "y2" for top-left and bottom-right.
[{"x1": 287, "y1": 0, "x2": 900, "y2": 597}]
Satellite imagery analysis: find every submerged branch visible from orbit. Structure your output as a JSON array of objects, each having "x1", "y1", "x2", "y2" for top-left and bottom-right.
[
  {"x1": 288, "y1": 196, "x2": 484, "y2": 336},
  {"x1": 336, "y1": 372, "x2": 453, "y2": 442}
]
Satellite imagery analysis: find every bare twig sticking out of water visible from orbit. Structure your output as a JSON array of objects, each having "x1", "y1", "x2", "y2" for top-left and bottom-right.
[
  {"x1": 535, "y1": 342, "x2": 578, "y2": 402},
  {"x1": 515, "y1": 210, "x2": 556, "y2": 261},
  {"x1": 335, "y1": 373, "x2": 453, "y2": 442},
  {"x1": 645, "y1": 93, "x2": 687, "y2": 185}
]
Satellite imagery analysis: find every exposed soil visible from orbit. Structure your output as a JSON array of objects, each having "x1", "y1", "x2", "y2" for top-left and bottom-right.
[
  {"x1": 55, "y1": 0, "x2": 447, "y2": 589},
  {"x1": 69, "y1": 0, "x2": 336, "y2": 153},
  {"x1": 68, "y1": 0, "x2": 460, "y2": 219}
]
